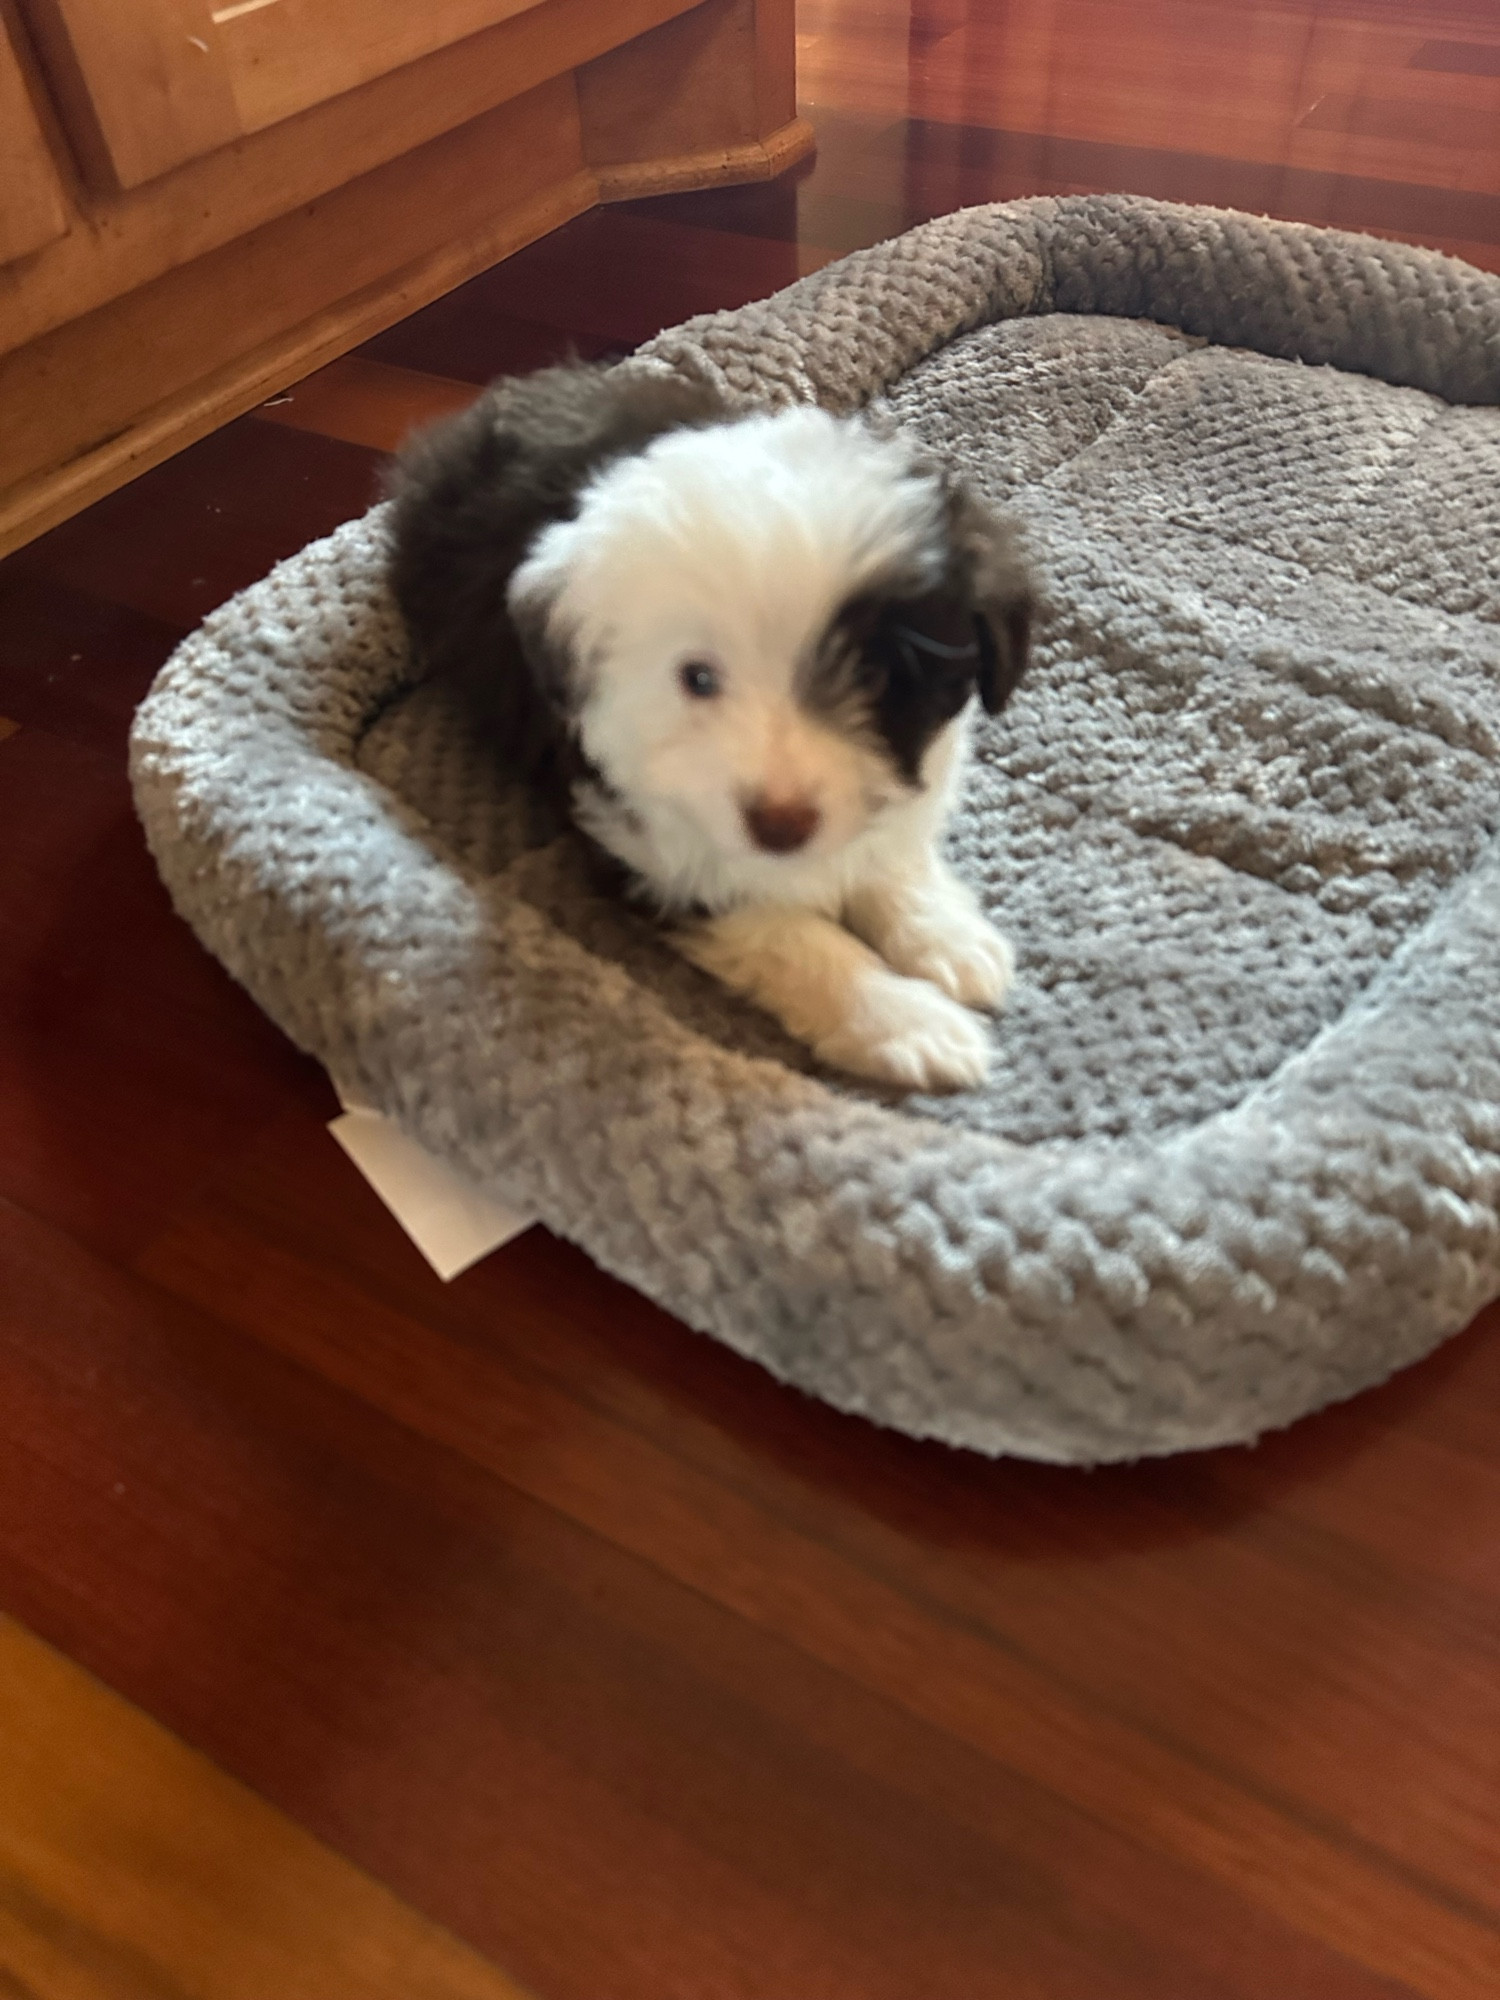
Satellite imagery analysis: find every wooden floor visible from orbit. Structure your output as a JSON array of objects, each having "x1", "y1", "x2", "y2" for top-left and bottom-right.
[{"x1": 3, "y1": 3, "x2": 1500, "y2": 1995}]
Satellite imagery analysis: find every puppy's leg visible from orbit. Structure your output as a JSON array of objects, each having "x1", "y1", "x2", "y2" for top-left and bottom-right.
[
  {"x1": 678, "y1": 905, "x2": 991, "y2": 1091},
  {"x1": 844, "y1": 854, "x2": 1015, "y2": 1012}
]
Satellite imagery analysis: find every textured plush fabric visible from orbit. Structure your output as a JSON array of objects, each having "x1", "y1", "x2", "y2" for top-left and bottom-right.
[{"x1": 131, "y1": 195, "x2": 1500, "y2": 1461}]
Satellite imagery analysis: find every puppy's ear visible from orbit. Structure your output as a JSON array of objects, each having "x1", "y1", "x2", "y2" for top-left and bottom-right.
[
  {"x1": 942, "y1": 480, "x2": 1034, "y2": 717},
  {"x1": 974, "y1": 597, "x2": 1031, "y2": 717},
  {"x1": 386, "y1": 362, "x2": 724, "y2": 769}
]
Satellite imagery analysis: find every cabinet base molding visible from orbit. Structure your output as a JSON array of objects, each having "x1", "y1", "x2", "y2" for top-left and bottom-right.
[{"x1": 594, "y1": 115, "x2": 814, "y2": 201}]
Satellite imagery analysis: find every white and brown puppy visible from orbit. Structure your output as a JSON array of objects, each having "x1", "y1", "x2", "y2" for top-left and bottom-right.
[{"x1": 388, "y1": 363, "x2": 1032, "y2": 1090}]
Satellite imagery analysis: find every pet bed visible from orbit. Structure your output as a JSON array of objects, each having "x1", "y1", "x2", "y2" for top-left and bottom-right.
[{"x1": 131, "y1": 195, "x2": 1500, "y2": 1462}]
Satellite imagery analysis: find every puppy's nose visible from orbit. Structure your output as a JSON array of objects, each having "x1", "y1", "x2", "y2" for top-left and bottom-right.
[{"x1": 743, "y1": 795, "x2": 821, "y2": 854}]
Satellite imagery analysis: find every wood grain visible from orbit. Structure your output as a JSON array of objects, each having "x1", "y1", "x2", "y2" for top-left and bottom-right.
[
  {"x1": 8, "y1": 417, "x2": 383, "y2": 631},
  {"x1": 800, "y1": 0, "x2": 1500, "y2": 196},
  {"x1": 0, "y1": 723, "x2": 329, "y2": 1262},
  {"x1": 581, "y1": 0, "x2": 812, "y2": 190},
  {"x1": 130, "y1": 1127, "x2": 1500, "y2": 1997},
  {"x1": 337, "y1": 303, "x2": 620, "y2": 391},
  {"x1": 0, "y1": 1180, "x2": 1485, "y2": 2000},
  {"x1": 875, "y1": 114, "x2": 1500, "y2": 271},
  {"x1": 3, "y1": 3, "x2": 1500, "y2": 1995},
  {"x1": 591, "y1": 117, "x2": 817, "y2": 203},
  {"x1": 0, "y1": 0, "x2": 714, "y2": 358},
  {"x1": 0, "y1": 1613, "x2": 534, "y2": 1998},
  {"x1": 0, "y1": 567, "x2": 186, "y2": 749},
  {"x1": 356, "y1": 207, "x2": 835, "y2": 368},
  {"x1": 0, "y1": 73, "x2": 582, "y2": 479},
  {"x1": 218, "y1": 0, "x2": 555, "y2": 137},
  {"x1": 0, "y1": 79, "x2": 594, "y2": 556},
  {"x1": 255, "y1": 356, "x2": 479, "y2": 453},
  {"x1": 0, "y1": 14, "x2": 68, "y2": 265},
  {"x1": 23, "y1": 0, "x2": 243, "y2": 189},
  {"x1": 23, "y1": 0, "x2": 619, "y2": 187},
  {"x1": 1414, "y1": 40, "x2": 1500, "y2": 78}
]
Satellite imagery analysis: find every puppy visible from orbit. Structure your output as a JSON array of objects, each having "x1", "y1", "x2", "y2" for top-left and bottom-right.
[{"x1": 388, "y1": 363, "x2": 1032, "y2": 1090}]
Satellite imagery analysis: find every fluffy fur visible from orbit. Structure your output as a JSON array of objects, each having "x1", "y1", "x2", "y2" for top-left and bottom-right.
[{"x1": 388, "y1": 363, "x2": 1033, "y2": 1089}]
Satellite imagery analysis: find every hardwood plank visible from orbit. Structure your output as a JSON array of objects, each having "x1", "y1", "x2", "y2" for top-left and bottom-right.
[
  {"x1": 0, "y1": 1614, "x2": 533, "y2": 1999},
  {"x1": 0, "y1": 725, "x2": 327, "y2": 1262},
  {"x1": 1300, "y1": 92, "x2": 1500, "y2": 151},
  {"x1": 0, "y1": 571, "x2": 184, "y2": 753},
  {"x1": 0, "y1": 424, "x2": 378, "y2": 1260},
  {"x1": 883, "y1": 116, "x2": 1500, "y2": 270},
  {"x1": 126, "y1": 1121, "x2": 1500, "y2": 1998},
  {"x1": 356, "y1": 302, "x2": 623, "y2": 386},
  {"x1": 1275, "y1": 0, "x2": 1500, "y2": 29},
  {"x1": 255, "y1": 357, "x2": 478, "y2": 454},
  {"x1": 800, "y1": 0, "x2": 1500, "y2": 197},
  {"x1": 1414, "y1": 41, "x2": 1500, "y2": 78},
  {"x1": 363, "y1": 207, "x2": 834, "y2": 361},
  {"x1": 625, "y1": 103, "x2": 1500, "y2": 262},
  {"x1": 11, "y1": 419, "x2": 384, "y2": 630},
  {"x1": 0, "y1": 1197, "x2": 1447, "y2": 2000}
]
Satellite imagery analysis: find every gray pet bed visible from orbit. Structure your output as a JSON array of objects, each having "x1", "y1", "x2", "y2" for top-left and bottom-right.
[{"x1": 131, "y1": 195, "x2": 1500, "y2": 1463}]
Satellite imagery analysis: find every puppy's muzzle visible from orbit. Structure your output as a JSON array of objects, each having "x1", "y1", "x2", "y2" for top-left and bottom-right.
[{"x1": 742, "y1": 795, "x2": 821, "y2": 855}]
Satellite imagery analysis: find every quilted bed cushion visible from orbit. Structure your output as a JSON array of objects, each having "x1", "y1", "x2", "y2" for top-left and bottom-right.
[{"x1": 131, "y1": 195, "x2": 1500, "y2": 1462}]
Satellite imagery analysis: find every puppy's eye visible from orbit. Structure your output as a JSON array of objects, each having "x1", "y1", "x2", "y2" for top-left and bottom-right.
[{"x1": 679, "y1": 660, "x2": 722, "y2": 700}]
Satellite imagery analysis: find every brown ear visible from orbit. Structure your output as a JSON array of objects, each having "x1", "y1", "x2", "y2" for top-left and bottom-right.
[
  {"x1": 941, "y1": 476, "x2": 1035, "y2": 717},
  {"x1": 975, "y1": 595, "x2": 1031, "y2": 715}
]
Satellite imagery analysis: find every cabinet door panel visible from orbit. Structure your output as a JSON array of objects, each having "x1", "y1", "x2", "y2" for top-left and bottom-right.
[
  {"x1": 23, "y1": 0, "x2": 243, "y2": 189},
  {"x1": 24, "y1": 0, "x2": 554, "y2": 189},
  {"x1": 1, "y1": 21, "x2": 69, "y2": 264}
]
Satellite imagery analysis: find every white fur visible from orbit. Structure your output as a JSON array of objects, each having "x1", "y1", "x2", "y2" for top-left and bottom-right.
[{"x1": 508, "y1": 407, "x2": 1014, "y2": 1089}]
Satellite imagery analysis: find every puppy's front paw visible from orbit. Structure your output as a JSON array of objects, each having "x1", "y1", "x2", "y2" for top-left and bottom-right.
[
  {"x1": 846, "y1": 867, "x2": 1016, "y2": 1013},
  {"x1": 882, "y1": 909, "x2": 1015, "y2": 1013},
  {"x1": 817, "y1": 973, "x2": 992, "y2": 1092}
]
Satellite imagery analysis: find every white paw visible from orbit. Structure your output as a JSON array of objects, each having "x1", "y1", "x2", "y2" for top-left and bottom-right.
[
  {"x1": 816, "y1": 974, "x2": 993, "y2": 1092},
  {"x1": 881, "y1": 911, "x2": 1015, "y2": 1012}
]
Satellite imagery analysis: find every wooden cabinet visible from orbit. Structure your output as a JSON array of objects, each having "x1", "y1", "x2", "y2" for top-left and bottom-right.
[
  {"x1": 0, "y1": 0, "x2": 812, "y2": 557},
  {"x1": 26, "y1": 0, "x2": 561, "y2": 188}
]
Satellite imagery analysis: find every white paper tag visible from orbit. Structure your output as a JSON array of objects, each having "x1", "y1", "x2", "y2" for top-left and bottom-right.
[{"x1": 328, "y1": 1105, "x2": 535, "y2": 1281}]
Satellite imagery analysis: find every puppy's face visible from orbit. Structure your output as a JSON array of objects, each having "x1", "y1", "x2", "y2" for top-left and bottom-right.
[{"x1": 509, "y1": 406, "x2": 1028, "y2": 903}]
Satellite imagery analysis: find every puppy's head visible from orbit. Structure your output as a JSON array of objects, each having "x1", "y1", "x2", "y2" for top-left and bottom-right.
[
  {"x1": 509, "y1": 402, "x2": 1031, "y2": 893},
  {"x1": 387, "y1": 361, "x2": 726, "y2": 772}
]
